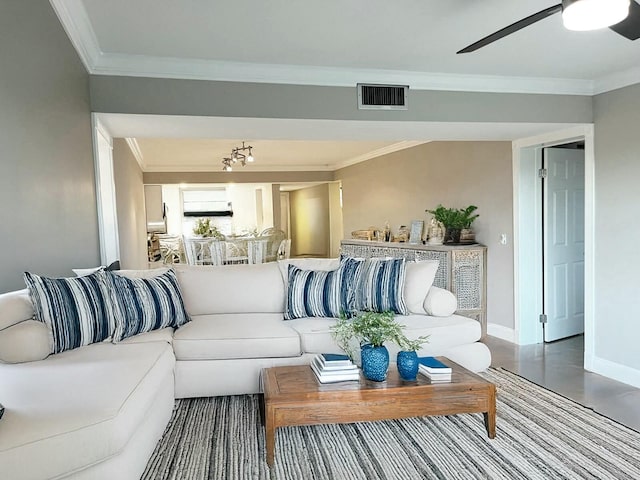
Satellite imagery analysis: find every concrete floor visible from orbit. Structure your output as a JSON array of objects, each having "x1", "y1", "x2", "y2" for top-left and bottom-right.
[{"x1": 485, "y1": 334, "x2": 640, "y2": 432}]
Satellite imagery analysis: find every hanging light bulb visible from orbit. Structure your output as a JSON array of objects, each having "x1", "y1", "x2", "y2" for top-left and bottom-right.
[{"x1": 221, "y1": 142, "x2": 255, "y2": 170}]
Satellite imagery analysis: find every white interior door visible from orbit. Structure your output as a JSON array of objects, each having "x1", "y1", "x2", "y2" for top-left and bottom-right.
[{"x1": 543, "y1": 147, "x2": 585, "y2": 342}]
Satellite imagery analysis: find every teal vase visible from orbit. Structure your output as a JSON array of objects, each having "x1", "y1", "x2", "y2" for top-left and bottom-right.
[
  {"x1": 397, "y1": 350, "x2": 419, "y2": 381},
  {"x1": 361, "y1": 344, "x2": 389, "y2": 382}
]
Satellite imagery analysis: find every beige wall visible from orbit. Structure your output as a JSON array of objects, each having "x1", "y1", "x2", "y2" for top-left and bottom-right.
[
  {"x1": 112, "y1": 139, "x2": 148, "y2": 269},
  {"x1": 593, "y1": 83, "x2": 640, "y2": 370},
  {"x1": 290, "y1": 184, "x2": 331, "y2": 257},
  {"x1": 0, "y1": 2, "x2": 98, "y2": 292},
  {"x1": 328, "y1": 182, "x2": 344, "y2": 257},
  {"x1": 336, "y1": 142, "x2": 514, "y2": 328}
]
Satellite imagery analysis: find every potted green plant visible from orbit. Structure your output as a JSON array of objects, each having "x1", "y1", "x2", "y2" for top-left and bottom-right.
[
  {"x1": 426, "y1": 205, "x2": 479, "y2": 244},
  {"x1": 192, "y1": 218, "x2": 225, "y2": 240},
  {"x1": 331, "y1": 311, "x2": 427, "y2": 382},
  {"x1": 395, "y1": 335, "x2": 430, "y2": 381}
]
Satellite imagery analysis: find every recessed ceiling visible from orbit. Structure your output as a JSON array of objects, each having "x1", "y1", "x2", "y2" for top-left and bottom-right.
[
  {"x1": 133, "y1": 138, "x2": 400, "y2": 172},
  {"x1": 99, "y1": 114, "x2": 584, "y2": 171},
  {"x1": 53, "y1": 0, "x2": 640, "y2": 94}
]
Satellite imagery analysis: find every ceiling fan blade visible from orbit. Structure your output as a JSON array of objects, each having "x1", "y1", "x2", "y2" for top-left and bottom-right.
[
  {"x1": 609, "y1": 0, "x2": 640, "y2": 40},
  {"x1": 457, "y1": 4, "x2": 563, "y2": 54}
]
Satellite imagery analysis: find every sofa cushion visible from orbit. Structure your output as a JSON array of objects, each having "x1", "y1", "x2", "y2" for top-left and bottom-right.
[
  {"x1": 0, "y1": 320, "x2": 51, "y2": 364},
  {"x1": 287, "y1": 314, "x2": 481, "y2": 355},
  {"x1": 0, "y1": 342, "x2": 174, "y2": 480},
  {"x1": 173, "y1": 313, "x2": 301, "y2": 360},
  {"x1": 105, "y1": 270, "x2": 190, "y2": 342},
  {"x1": 424, "y1": 286, "x2": 458, "y2": 317},
  {"x1": 404, "y1": 260, "x2": 439, "y2": 314},
  {"x1": 174, "y1": 263, "x2": 285, "y2": 315},
  {"x1": 284, "y1": 317, "x2": 340, "y2": 354},
  {"x1": 118, "y1": 326, "x2": 174, "y2": 345},
  {"x1": 354, "y1": 257, "x2": 408, "y2": 314},
  {"x1": 284, "y1": 265, "x2": 343, "y2": 320},
  {"x1": 23, "y1": 271, "x2": 113, "y2": 354}
]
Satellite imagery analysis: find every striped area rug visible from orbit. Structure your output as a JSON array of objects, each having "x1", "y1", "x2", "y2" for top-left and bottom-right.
[{"x1": 143, "y1": 368, "x2": 640, "y2": 479}]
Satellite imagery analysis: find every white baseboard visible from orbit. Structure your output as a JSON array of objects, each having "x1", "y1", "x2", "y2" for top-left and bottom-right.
[
  {"x1": 487, "y1": 324, "x2": 516, "y2": 343},
  {"x1": 588, "y1": 355, "x2": 640, "y2": 389}
]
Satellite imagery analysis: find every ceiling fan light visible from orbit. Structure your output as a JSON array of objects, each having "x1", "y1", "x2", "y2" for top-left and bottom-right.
[{"x1": 562, "y1": 0, "x2": 630, "y2": 31}]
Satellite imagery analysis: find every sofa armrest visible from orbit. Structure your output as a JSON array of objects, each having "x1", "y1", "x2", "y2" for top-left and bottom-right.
[{"x1": 423, "y1": 287, "x2": 457, "y2": 317}]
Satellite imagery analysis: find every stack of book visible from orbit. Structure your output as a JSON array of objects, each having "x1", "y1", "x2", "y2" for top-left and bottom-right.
[
  {"x1": 418, "y1": 357, "x2": 452, "y2": 383},
  {"x1": 310, "y1": 353, "x2": 360, "y2": 384}
]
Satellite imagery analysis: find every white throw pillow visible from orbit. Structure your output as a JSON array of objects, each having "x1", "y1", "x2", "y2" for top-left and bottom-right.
[
  {"x1": 423, "y1": 286, "x2": 458, "y2": 317},
  {"x1": 0, "y1": 288, "x2": 34, "y2": 330},
  {"x1": 277, "y1": 258, "x2": 340, "y2": 284},
  {"x1": 404, "y1": 260, "x2": 439, "y2": 314}
]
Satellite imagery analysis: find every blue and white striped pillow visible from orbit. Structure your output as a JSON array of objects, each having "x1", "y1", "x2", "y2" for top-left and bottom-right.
[
  {"x1": 339, "y1": 256, "x2": 365, "y2": 317},
  {"x1": 24, "y1": 270, "x2": 113, "y2": 354},
  {"x1": 354, "y1": 257, "x2": 409, "y2": 315},
  {"x1": 105, "y1": 269, "x2": 190, "y2": 342},
  {"x1": 284, "y1": 264, "x2": 343, "y2": 320}
]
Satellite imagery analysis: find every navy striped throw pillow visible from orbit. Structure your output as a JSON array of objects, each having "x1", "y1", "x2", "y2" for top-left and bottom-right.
[
  {"x1": 24, "y1": 271, "x2": 113, "y2": 354},
  {"x1": 354, "y1": 258, "x2": 409, "y2": 315},
  {"x1": 284, "y1": 265, "x2": 343, "y2": 320},
  {"x1": 339, "y1": 256, "x2": 365, "y2": 317},
  {"x1": 105, "y1": 269, "x2": 190, "y2": 342}
]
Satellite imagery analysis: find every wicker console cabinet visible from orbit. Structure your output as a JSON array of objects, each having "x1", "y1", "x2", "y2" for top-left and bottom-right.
[{"x1": 340, "y1": 239, "x2": 487, "y2": 337}]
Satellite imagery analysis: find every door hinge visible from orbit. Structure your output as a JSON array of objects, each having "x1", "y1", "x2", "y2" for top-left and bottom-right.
[
  {"x1": 538, "y1": 168, "x2": 548, "y2": 179},
  {"x1": 539, "y1": 313, "x2": 548, "y2": 324}
]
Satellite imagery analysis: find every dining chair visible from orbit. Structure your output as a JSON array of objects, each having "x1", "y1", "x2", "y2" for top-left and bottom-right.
[
  {"x1": 277, "y1": 239, "x2": 292, "y2": 260},
  {"x1": 247, "y1": 239, "x2": 267, "y2": 264},
  {"x1": 157, "y1": 234, "x2": 185, "y2": 264},
  {"x1": 208, "y1": 240, "x2": 226, "y2": 266}
]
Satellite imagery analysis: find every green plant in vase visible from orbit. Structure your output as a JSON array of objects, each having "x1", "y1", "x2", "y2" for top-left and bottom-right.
[
  {"x1": 395, "y1": 334, "x2": 430, "y2": 382},
  {"x1": 192, "y1": 218, "x2": 225, "y2": 240},
  {"x1": 331, "y1": 311, "x2": 427, "y2": 382},
  {"x1": 426, "y1": 204, "x2": 479, "y2": 244}
]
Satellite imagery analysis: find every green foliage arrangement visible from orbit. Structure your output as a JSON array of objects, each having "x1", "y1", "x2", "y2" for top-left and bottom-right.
[
  {"x1": 426, "y1": 204, "x2": 479, "y2": 229},
  {"x1": 192, "y1": 218, "x2": 225, "y2": 240},
  {"x1": 331, "y1": 311, "x2": 429, "y2": 359}
]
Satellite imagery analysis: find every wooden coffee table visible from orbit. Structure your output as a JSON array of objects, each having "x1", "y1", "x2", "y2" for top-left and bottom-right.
[{"x1": 261, "y1": 358, "x2": 496, "y2": 466}]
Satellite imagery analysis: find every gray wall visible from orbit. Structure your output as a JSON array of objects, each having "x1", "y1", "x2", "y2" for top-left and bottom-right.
[
  {"x1": 112, "y1": 139, "x2": 148, "y2": 269},
  {"x1": 593, "y1": 83, "x2": 640, "y2": 371},
  {"x1": 336, "y1": 142, "x2": 514, "y2": 328},
  {"x1": 90, "y1": 75, "x2": 593, "y2": 124},
  {"x1": 0, "y1": 1, "x2": 98, "y2": 293}
]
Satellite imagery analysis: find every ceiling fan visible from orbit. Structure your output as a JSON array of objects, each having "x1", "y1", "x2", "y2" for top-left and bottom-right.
[{"x1": 458, "y1": 0, "x2": 640, "y2": 54}]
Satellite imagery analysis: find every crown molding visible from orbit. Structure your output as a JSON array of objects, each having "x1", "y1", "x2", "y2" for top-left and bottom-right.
[
  {"x1": 49, "y1": 0, "x2": 101, "y2": 73},
  {"x1": 88, "y1": 52, "x2": 595, "y2": 96},
  {"x1": 125, "y1": 138, "x2": 146, "y2": 170},
  {"x1": 593, "y1": 66, "x2": 640, "y2": 95},
  {"x1": 334, "y1": 141, "x2": 428, "y2": 170},
  {"x1": 142, "y1": 164, "x2": 335, "y2": 173}
]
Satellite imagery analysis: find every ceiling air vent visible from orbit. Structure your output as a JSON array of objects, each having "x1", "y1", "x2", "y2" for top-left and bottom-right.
[{"x1": 357, "y1": 83, "x2": 408, "y2": 110}]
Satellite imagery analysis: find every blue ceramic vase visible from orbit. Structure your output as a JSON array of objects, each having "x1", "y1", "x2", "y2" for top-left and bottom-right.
[
  {"x1": 397, "y1": 350, "x2": 419, "y2": 381},
  {"x1": 361, "y1": 344, "x2": 389, "y2": 382}
]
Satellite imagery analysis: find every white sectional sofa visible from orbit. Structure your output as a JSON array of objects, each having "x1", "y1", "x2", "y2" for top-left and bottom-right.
[{"x1": 0, "y1": 258, "x2": 491, "y2": 480}]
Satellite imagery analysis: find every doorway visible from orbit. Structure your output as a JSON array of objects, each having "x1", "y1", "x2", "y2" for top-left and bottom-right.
[
  {"x1": 512, "y1": 125, "x2": 595, "y2": 370},
  {"x1": 542, "y1": 145, "x2": 585, "y2": 342},
  {"x1": 92, "y1": 116, "x2": 120, "y2": 265}
]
